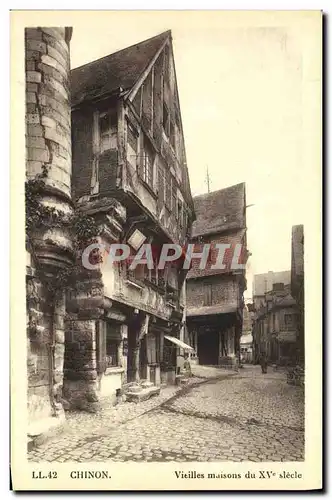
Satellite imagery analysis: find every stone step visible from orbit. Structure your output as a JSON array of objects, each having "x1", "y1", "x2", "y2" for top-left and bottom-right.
[{"x1": 125, "y1": 385, "x2": 160, "y2": 403}]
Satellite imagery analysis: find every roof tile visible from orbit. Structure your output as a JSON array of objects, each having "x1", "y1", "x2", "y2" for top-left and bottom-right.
[
  {"x1": 71, "y1": 31, "x2": 170, "y2": 107},
  {"x1": 191, "y1": 182, "x2": 246, "y2": 238}
]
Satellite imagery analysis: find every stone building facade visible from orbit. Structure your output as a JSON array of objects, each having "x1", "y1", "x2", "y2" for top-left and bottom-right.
[
  {"x1": 253, "y1": 283, "x2": 298, "y2": 366},
  {"x1": 25, "y1": 29, "x2": 195, "y2": 439},
  {"x1": 252, "y1": 270, "x2": 291, "y2": 312},
  {"x1": 64, "y1": 31, "x2": 195, "y2": 410},
  {"x1": 186, "y1": 183, "x2": 247, "y2": 368},
  {"x1": 25, "y1": 27, "x2": 74, "y2": 438}
]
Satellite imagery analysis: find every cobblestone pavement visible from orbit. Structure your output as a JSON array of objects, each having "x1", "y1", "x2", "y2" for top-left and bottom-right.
[{"x1": 28, "y1": 366, "x2": 304, "y2": 463}]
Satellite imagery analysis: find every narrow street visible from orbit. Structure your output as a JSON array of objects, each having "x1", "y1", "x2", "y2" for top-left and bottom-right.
[{"x1": 28, "y1": 366, "x2": 304, "y2": 463}]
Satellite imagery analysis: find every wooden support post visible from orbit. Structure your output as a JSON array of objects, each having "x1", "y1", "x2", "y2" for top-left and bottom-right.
[{"x1": 134, "y1": 313, "x2": 150, "y2": 382}]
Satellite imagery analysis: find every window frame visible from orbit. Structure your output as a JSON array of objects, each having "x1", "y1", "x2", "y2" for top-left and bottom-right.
[
  {"x1": 165, "y1": 171, "x2": 172, "y2": 210},
  {"x1": 177, "y1": 198, "x2": 184, "y2": 226},
  {"x1": 162, "y1": 103, "x2": 170, "y2": 137},
  {"x1": 126, "y1": 121, "x2": 139, "y2": 169},
  {"x1": 142, "y1": 138, "x2": 154, "y2": 188},
  {"x1": 284, "y1": 313, "x2": 294, "y2": 328},
  {"x1": 99, "y1": 110, "x2": 117, "y2": 153},
  {"x1": 105, "y1": 322, "x2": 121, "y2": 368}
]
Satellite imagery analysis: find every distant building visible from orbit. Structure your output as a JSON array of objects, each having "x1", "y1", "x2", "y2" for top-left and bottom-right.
[
  {"x1": 240, "y1": 303, "x2": 254, "y2": 363},
  {"x1": 242, "y1": 302, "x2": 253, "y2": 336},
  {"x1": 253, "y1": 283, "x2": 298, "y2": 365},
  {"x1": 253, "y1": 270, "x2": 291, "y2": 311},
  {"x1": 291, "y1": 225, "x2": 304, "y2": 365},
  {"x1": 186, "y1": 183, "x2": 247, "y2": 368},
  {"x1": 240, "y1": 333, "x2": 253, "y2": 363}
]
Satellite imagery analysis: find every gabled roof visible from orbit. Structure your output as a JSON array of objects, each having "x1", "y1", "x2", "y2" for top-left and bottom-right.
[
  {"x1": 191, "y1": 183, "x2": 246, "y2": 238},
  {"x1": 71, "y1": 31, "x2": 170, "y2": 107}
]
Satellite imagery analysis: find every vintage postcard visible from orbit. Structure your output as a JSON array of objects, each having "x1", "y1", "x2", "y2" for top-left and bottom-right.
[{"x1": 10, "y1": 9, "x2": 322, "y2": 491}]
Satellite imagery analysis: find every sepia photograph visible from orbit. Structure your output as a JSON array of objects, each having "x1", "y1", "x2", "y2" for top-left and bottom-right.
[{"x1": 10, "y1": 9, "x2": 322, "y2": 491}]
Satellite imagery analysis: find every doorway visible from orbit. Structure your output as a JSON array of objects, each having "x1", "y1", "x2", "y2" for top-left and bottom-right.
[{"x1": 197, "y1": 330, "x2": 219, "y2": 365}]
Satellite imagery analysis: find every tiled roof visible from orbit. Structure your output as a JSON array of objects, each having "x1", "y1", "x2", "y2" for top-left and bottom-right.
[
  {"x1": 191, "y1": 183, "x2": 246, "y2": 239},
  {"x1": 71, "y1": 31, "x2": 170, "y2": 107}
]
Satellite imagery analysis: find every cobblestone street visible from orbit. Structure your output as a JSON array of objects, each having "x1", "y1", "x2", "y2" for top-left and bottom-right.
[{"x1": 28, "y1": 366, "x2": 304, "y2": 463}]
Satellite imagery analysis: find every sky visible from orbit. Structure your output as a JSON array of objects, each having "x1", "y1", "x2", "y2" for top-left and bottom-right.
[{"x1": 69, "y1": 11, "x2": 320, "y2": 298}]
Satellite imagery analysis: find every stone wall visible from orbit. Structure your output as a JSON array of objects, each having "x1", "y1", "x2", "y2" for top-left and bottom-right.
[
  {"x1": 25, "y1": 27, "x2": 72, "y2": 198},
  {"x1": 64, "y1": 317, "x2": 100, "y2": 412},
  {"x1": 25, "y1": 27, "x2": 73, "y2": 434}
]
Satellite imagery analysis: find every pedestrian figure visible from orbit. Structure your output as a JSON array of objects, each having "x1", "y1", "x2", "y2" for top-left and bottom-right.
[
  {"x1": 259, "y1": 352, "x2": 268, "y2": 374},
  {"x1": 183, "y1": 353, "x2": 192, "y2": 378}
]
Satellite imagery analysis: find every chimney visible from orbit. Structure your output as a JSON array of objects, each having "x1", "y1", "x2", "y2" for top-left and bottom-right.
[{"x1": 273, "y1": 283, "x2": 285, "y2": 292}]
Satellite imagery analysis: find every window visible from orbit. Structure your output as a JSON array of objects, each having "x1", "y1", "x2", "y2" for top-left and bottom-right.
[
  {"x1": 183, "y1": 209, "x2": 188, "y2": 231},
  {"x1": 284, "y1": 314, "x2": 294, "y2": 328},
  {"x1": 142, "y1": 138, "x2": 154, "y2": 187},
  {"x1": 105, "y1": 323, "x2": 120, "y2": 367},
  {"x1": 165, "y1": 171, "x2": 172, "y2": 210},
  {"x1": 177, "y1": 198, "x2": 183, "y2": 226},
  {"x1": 203, "y1": 284, "x2": 212, "y2": 306},
  {"x1": 99, "y1": 111, "x2": 117, "y2": 153},
  {"x1": 127, "y1": 122, "x2": 138, "y2": 169},
  {"x1": 163, "y1": 103, "x2": 170, "y2": 136},
  {"x1": 158, "y1": 163, "x2": 165, "y2": 202},
  {"x1": 126, "y1": 246, "x2": 145, "y2": 284},
  {"x1": 171, "y1": 180, "x2": 176, "y2": 214}
]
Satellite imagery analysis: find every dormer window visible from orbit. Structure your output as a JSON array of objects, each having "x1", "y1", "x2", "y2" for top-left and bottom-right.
[{"x1": 99, "y1": 111, "x2": 117, "y2": 153}]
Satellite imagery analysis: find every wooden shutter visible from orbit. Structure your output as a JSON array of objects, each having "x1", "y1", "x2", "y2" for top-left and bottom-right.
[{"x1": 203, "y1": 284, "x2": 212, "y2": 306}]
